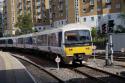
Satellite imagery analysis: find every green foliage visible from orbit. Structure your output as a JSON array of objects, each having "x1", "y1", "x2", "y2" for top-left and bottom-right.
[
  {"x1": 91, "y1": 27, "x2": 105, "y2": 42},
  {"x1": 91, "y1": 27, "x2": 97, "y2": 38},
  {"x1": 15, "y1": 29, "x2": 22, "y2": 36},
  {"x1": 15, "y1": 14, "x2": 33, "y2": 34},
  {"x1": 91, "y1": 27, "x2": 107, "y2": 49}
]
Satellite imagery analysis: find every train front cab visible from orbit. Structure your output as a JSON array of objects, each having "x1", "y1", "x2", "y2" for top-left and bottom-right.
[{"x1": 63, "y1": 29, "x2": 93, "y2": 64}]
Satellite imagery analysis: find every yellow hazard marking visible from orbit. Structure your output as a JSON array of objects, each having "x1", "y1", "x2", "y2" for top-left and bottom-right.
[{"x1": 64, "y1": 46, "x2": 93, "y2": 56}]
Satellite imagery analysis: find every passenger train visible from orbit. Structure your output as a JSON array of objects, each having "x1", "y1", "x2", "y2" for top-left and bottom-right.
[{"x1": 0, "y1": 24, "x2": 93, "y2": 64}]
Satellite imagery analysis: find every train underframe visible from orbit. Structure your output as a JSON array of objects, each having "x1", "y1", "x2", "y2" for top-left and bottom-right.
[
  {"x1": 65, "y1": 54, "x2": 91, "y2": 64},
  {"x1": 0, "y1": 47, "x2": 91, "y2": 65}
]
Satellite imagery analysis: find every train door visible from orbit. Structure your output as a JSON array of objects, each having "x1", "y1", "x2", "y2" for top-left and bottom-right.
[{"x1": 58, "y1": 32, "x2": 62, "y2": 47}]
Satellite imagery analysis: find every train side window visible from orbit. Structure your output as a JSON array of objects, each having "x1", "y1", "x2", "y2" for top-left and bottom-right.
[
  {"x1": 3, "y1": 40, "x2": 5, "y2": 44},
  {"x1": 58, "y1": 32, "x2": 62, "y2": 47},
  {"x1": 26, "y1": 37, "x2": 33, "y2": 44},
  {"x1": 37, "y1": 34, "x2": 47, "y2": 46},
  {"x1": 29, "y1": 37, "x2": 33, "y2": 44},
  {"x1": 0, "y1": 40, "x2": 2, "y2": 44},
  {"x1": 48, "y1": 33, "x2": 59, "y2": 46},
  {"x1": 32, "y1": 36, "x2": 37, "y2": 45},
  {"x1": 8, "y1": 39, "x2": 13, "y2": 44},
  {"x1": 18, "y1": 38, "x2": 23, "y2": 44}
]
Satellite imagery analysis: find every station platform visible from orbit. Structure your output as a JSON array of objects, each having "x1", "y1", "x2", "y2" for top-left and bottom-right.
[
  {"x1": 0, "y1": 51, "x2": 35, "y2": 83},
  {"x1": 87, "y1": 58, "x2": 125, "y2": 76}
]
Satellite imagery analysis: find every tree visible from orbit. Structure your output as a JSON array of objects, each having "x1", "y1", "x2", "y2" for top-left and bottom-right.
[
  {"x1": 91, "y1": 27, "x2": 98, "y2": 43},
  {"x1": 91, "y1": 27, "x2": 97, "y2": 38},
  {"x1": 15, "y1": 14, "x2": 33, "y2": 34}
]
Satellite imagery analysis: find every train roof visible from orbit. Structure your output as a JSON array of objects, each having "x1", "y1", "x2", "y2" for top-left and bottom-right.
[
  {"x1": 35, "y1": 23, "x2": 91, "y2": 35},
  {"x1": 0, "y1": 23, "x2": 92, "y2": 39},
  {"x1": 49, "y1": 23, "x2": 91, "y2": 31},
  {"x1": 61, "y1": 23, "x2": 91, "y2": 30},
  {"x1": 16, "y1": 33, "x2": 33, "y2": 38},
  {"x1": 0, "y1": 37, "x2": 15, "y2": 40}
]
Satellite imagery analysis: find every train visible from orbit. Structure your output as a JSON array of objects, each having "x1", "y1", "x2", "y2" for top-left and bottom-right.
[{"x1": 0, "y1": 23, "x2": 93, "y2": 64}]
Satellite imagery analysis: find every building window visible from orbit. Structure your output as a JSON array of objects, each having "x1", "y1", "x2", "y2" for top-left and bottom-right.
[
  {"x1": 91, "y1": 17, "x2": 94, "y2": 21},
  {"x1": 97, "y1": 6, "x2": 101, "y2": 11},
  {"x1": 83, "y1": 18, "x2": 86, "y2": 22},
  {"x1": 83, "y1": 8, "x2": 86, "y2": 13},
  {"x1": 108, "y1": 15, "x2": 111, "y2": 19},
  {"x1": 62, "y1": 21, "x2": 63, "y2": 25},
  {"x1": 90, "y1": 0, "x2": 94, "y2": 5},
  {"x1": 90, "y1": 7, "x2": 94, "y2": 12},
  {"x1": 98, "y1": 16, "x2": 101, "y2": 20},
  {"x1": 106, "y1": 5, "x2": 111, "y2": 9},
  {"x1": 39, "y1": 27, "x2": 41, "y2": 30},
  {"x1": 116, "y1": 4, "x2": 120, "y2": 8},
  {"x1": 77, "y1": 17, "x2": 79, "y2": 22},
  {"x1": 60, "y1": 13, "x2": 63, "y2": 16},
  {"x1": 105, "y1": 0, "x2": 111, "y2": 3},
  {"x1": 83, "y1": 0, "x2": 86, "y2": 3}
]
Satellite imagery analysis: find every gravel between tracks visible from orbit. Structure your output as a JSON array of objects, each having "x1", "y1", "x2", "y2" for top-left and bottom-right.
[
  {"x1": 45, "y1": 68, "x2": 86, "y2": 82},
  {"x1": 11, "y1": 53, "x2": 97, "y2": 83},
  {"x1": 76, "y1": 66, "x2": 125, "y2": 83},
  {"x1": 87, "y1": 59, "x2": 125, "y2": 75},
  {"x1": 19, "y1": 59, "x2": 59, "y2": 83}
]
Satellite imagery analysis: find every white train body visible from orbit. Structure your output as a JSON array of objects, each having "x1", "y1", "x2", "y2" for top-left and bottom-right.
[{"x1": 0, "y1": 24, "x2": 93, "y2": 64}]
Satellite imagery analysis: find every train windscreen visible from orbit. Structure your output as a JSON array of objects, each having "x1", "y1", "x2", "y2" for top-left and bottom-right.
[{"x1": 65, "y1": 30, "x2": 91, "y2": 45}]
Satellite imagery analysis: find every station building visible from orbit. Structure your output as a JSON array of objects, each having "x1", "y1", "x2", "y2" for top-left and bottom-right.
[
  {"x1": 78, "y1": 0, "x2": 125, "y2": 31},
  {"x1": 3, "y1": 0, "x2": 125, "y2": 35},
  {"x1": 3, "y1": 0, "x2": 50, "y2": 35},
  {"x1": 3, "y1": 0, "x2": 17, "y2": 36},
  {"x1": 31, "y1": 0, "x2": 50, "y2": 31},
  {"x1": 0, "y1": 1, "x2": 3, "y2": 37},
  {"x1": 46, "y1": 0, "x2": 125, "y2": 31}
]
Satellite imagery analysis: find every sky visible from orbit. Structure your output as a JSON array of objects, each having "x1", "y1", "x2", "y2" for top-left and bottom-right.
[{"x1": 0, "y1": 0, "x2": 3, "y2": 2}]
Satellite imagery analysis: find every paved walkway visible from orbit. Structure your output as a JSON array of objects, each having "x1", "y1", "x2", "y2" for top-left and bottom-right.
[{"x1": 0, "y1": 51, "x2": 35, "y2": 83}]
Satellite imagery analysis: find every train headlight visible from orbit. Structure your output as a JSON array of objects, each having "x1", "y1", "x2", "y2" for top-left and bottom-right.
[
  {"x1": 69, "y1": 48, "x2": 73, "y2": 51},
  {"x1": 86, "y1": 47, "x2": 90, "y2": 50}
]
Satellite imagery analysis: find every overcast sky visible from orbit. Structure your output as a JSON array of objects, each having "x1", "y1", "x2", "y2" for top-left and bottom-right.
[{"x1": 0, "y1": 0, "x2": 3, "y2": 2}]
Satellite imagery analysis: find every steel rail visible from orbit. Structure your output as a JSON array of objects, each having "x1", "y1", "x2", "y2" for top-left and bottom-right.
[{"x1": 11, "y1": 53, "x2": 64, "y2": 83}]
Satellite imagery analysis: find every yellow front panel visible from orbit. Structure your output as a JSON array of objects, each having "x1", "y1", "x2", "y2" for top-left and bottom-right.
[{"x1": 64, "y1": 46, "x2": 93, "y2": 56}]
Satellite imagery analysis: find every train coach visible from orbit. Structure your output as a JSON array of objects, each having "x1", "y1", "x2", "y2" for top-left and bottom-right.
[
  {"x1": 0, "y1": 37, "x2": 7, "y2": 47},
  {"x1": 0, "y1": 23, "x2": 93, "y2": 64}
]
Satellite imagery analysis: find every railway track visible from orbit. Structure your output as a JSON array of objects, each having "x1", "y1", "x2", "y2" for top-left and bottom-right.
[
  {"x1": 9, "y1": 53, "x2": 103, "y2": 83},
  {"x1": 94, "y1": 52, "x2": 125, "y2": 62},
  {"x1": 69, "y1": 65, "x2": 125, "y2": 83},
  {"x1": 10, "y1": 52, "x2": 125, "y2": 83},
  {"x1": 11, "y1": 53, "x2": 64, "y2": 83}
]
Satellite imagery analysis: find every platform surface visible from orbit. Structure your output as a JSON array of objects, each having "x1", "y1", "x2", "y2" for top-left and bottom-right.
[{"x1": 0, "y1": 51, "x2": 35, "y2": 83}]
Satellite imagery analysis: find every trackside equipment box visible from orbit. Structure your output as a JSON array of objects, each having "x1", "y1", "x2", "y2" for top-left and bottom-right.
[{"x1": 109, "y1": 33, "x2": 125, "y2": 52}]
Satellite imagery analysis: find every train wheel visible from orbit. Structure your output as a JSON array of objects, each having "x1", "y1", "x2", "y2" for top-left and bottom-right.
[
  {"x1": 80, "y1": 61, "x2": 82, "y2": 65},
  {"x1": 72, "y1": 60, "x2": 77, "y2": 65}
]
